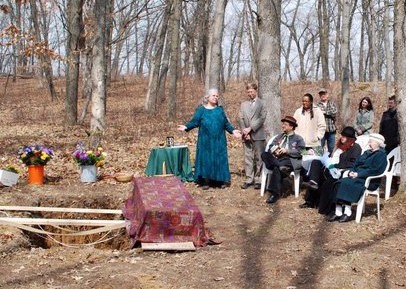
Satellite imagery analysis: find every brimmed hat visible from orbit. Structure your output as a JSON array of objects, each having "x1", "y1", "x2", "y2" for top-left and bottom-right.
[
  {"x1": 281, "y1": 116, "x2": 298, "y2": 128},
  {"x1": 369, "y1": 133, "x2": 386, "y2": 148},
  {"x1": 340, "y1": 126, "x2": 356, "y2": 139},
  {"x1": 319, "y1": 88, "x2": 327, "y2": 94}
]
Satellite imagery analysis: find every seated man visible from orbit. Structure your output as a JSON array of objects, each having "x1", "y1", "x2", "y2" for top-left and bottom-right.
[{"x1": 261, "y1": 116, "x2": 305, "y2": 204}]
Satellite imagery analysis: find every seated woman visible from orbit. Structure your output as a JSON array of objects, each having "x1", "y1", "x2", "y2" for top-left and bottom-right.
[
  {"x1": 299, "y1": 126, "x2": 362, "y2": 211},
  {"x1": 327, "y1": 133, "x2": 388, "y2": 222}
]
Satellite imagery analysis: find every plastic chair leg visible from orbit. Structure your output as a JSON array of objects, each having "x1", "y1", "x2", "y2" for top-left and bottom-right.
[
  {"x1": 385, "y1": 174, "x2": 393, "y2": 200},
  {"x1": 355, "y1": 193, "x2": 366, "y2": 223}
]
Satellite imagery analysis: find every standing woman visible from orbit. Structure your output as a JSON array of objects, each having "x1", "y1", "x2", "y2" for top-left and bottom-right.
[
  {"x1": 293, "y1": 93, "x2": 326, "y2": 156},
  {"x1": 178, "y1": 88, "x2": 241, "y2": 190},
  {"x1": 354, "y1": 96, "x2": 374, "y2": 136}
]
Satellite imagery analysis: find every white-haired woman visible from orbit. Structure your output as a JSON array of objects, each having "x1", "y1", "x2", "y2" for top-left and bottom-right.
[
  {"x1": 178, "y1": 88, "x2": 241, "y2": 190},
  {"x1": 327, "y1": 133, "x2": 388, "y2": 222}
]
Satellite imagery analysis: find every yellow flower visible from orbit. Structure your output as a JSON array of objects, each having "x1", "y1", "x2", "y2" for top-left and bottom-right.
[{"x1": 40, "y1": 152, "x2": 48, "y2": 160}]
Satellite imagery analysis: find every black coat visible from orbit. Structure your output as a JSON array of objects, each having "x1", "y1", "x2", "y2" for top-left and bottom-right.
[{"x1": 379, "y1": 109, "x2": 399, "y2": 153}]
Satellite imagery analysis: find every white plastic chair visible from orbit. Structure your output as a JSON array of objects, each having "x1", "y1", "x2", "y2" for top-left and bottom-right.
[
  {"x1": 355, "y1": 158, "x2": 391, "y2": 223},
  {"x1": 260, "y1": 136, "x2": 300, "y2": 198},
  {"x1": 383, "y1": 146, "x2": 401, "y2": 200}
]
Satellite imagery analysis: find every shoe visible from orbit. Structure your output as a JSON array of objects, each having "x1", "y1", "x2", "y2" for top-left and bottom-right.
[
  {"x1": 220, "y1": 184, "x2": 227, "y2": 189},
  {"x1": 201, "y1": 185, "x2": 210, "y2": 190},
  {"x1": 254, "y1": 183, "x2": 261, "y2": 190},
  {"x1": 240, "y1": 183, "x2": 252, "y2": 189},
  {"x1": 266, "y1": 195, "x2": 279, "y2": 204},
  {"x1": 338, "y1": 214, "x2": 351, "y2": 223},
  {"x1": 299, "y1": 202, "x2": 314, "y2": 209},
  {"x1": 327, "y1": 213, "x2": 341, "y2": 222},
  {"x1": 302, "y1": 180, "x2": 318, "y2": 190}
]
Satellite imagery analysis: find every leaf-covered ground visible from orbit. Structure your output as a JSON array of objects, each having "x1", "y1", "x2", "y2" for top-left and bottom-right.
[{"x1": 0, "y1": 76, "x2": 405, "y2": 289}]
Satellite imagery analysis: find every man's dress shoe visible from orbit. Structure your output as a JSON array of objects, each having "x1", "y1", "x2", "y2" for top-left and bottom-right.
[
  {"x1": 327, "y1": 213, "x2": 341, "y2": 222},
  {"x1": 338, "y1": 214, "x2": 351, "y2": 223},
  {"x1": 266, "y1": 195, "x2": 279, "y2": 204}
]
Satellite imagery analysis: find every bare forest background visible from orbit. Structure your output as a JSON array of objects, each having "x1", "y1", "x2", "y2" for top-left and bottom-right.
[{"x1": 0, "y1": 0, "x2": 406, "y2": 192}]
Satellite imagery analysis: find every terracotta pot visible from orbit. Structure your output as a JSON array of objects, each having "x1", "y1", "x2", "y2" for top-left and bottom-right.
[{"x1": 28, "y1": 165, "x2": 44, "y2": 185}]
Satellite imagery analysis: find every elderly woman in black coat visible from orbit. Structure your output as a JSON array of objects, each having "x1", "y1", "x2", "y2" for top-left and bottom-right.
[{"x1": 327, "y1": 133, "x2": 388, "y2": 222}]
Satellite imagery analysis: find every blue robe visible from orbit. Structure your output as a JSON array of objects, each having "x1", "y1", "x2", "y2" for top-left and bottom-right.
[
  {"x1": 336, "y1": 148, "x2": 387, "y2": 203},
  {"x1": 185, "y1": 105, "x2": 235, "y2": 183}
]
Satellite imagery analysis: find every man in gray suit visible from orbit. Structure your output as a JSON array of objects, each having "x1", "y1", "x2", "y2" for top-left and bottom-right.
[{"x1": 239, "y1": 83, "x2": 267, "y2": 189}]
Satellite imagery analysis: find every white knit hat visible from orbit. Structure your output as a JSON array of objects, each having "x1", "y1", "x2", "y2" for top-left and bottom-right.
[{"x1": 369, "y1": 133, "x2": 386, "y2": 148}]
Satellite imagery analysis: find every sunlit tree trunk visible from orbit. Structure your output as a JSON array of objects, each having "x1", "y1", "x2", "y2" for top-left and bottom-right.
[{"x1": 258, "y1": 0, "x2": 281, "y2": 138}]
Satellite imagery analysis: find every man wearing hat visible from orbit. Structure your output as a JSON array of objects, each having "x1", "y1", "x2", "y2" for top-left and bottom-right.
[
  {"x1": 261, "y1": 116, "x2": 305, "y2": 204},
  {"x1": 317, "y1": 88, "x2": 337, "y2": 154}
]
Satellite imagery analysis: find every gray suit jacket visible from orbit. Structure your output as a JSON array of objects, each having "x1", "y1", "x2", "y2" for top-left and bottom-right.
[{"x1": 238, "y1": 97, "x2": 267, "y2": 141}]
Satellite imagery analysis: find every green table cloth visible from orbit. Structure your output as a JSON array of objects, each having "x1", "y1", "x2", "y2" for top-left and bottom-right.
[{"x1": 145, "y1": 145, "x2": 194, "y2": 182}]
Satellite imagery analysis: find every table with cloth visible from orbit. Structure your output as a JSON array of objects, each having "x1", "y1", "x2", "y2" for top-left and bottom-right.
[
  {"x1": 122, "y1": 176, "x2": 212, "y2": 247},
  {"x1": 145, "y1": 145, "x2": 194, "y2": 182}
]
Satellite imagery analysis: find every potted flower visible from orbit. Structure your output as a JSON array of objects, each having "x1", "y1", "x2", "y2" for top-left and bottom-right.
[
  {"x1": 18, "y1": 144, "x2": 54, "y2": 185},
  {"x1": 0, "y1": 165, "x2": 19, "y2": 186},
  {"x1": 72, "y1": 143, "x2": 107, "y2": 183}
]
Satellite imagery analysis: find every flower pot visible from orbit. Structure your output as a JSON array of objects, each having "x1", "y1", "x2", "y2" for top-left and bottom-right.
[
  {"x1": 0, "y1": 169, "x2": 19, "y2": 186},
  {"x1": 80, "y1": 165, "x2": 97, "y2": 183},
  {"x1": 28, "y1": 165, "x2": 45, "y2": 185}
]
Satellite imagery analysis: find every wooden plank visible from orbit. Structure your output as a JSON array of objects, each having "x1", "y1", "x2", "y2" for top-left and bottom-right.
[
  {"x1": 141, "y1": 242, "x2": 196, "y2": 251},
  {"x1": 0, "y1": 217, "x2": 126, "y2": 227},
  {"x1": 0, "y1": 206, "x2": 122, "y2": 215}
]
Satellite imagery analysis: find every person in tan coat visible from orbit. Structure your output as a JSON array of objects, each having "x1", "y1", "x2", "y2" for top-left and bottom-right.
[{"x1": 293, "y1": 93, "x2": 326, "y2": 156}]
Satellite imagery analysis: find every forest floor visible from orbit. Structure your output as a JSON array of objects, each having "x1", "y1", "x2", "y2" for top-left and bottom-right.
[{"x1": 0, "y1": 76, "x2": 405, "y2": 289}]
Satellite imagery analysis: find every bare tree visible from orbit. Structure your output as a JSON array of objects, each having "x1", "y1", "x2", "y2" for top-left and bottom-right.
[
  {"x1": 29, "y1": 0, "x2": 57, "y2": 100},
  {"x1": 394, "y1": 0, "x2": 406, "y2": 190},
  {"x1": 167, "y1": 0, "x2": 181, "y2": 120},
  {"x1": 89, "y1": 0, "x2": 109, "y2": 148},
  {"x1": 205, "y1": 0, "x2": 228, "y2": 91},
  {"x1": 383, "y1": 0, "x2": 393, "y2": 97},
  {"x1": 257, "y1": 0, "x2": 282, "y2": 138},
  {"x1": 65, "y1": 0, "x2": 84, "y2": 125},
  {"x1": 318, "y1": 0, "x2": 330, "y2": 84},
  {"x1": 340, "y1": 0, "x2": 352, "y2": 125}
]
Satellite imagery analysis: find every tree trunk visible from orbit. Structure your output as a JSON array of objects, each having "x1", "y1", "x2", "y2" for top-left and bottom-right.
[
  {"x1": 394, "y1": 0, "x2": 406, "y2": 191},
  {"x1": 340, "y1": 0, "x2": 352, "y2": 125},
  {"x1": 167, "y1": 0, "x2": 181, "y2": 120},
  {"x1": 65, "y1": 0, "x2": 84, "y2": 125},
  {"x1": 384, "y1": 0, "x2": 392, "y2": 97},
  {"x1": 145, "y1": 2, "x2": 172, "y2": 113},
  {"x1": 258, "y1": 0, "x2": 282, "y2": 138},
  {"x1": 89, "y1": 0, "x2": 108, "y2": 149},
  {"x1": 318, "y1": 0, "x2": 329, "y2": 84},
  {"x1": 29, "y1": 0, "x2": 57, "y2": 100},
  {"x1": 205, "y1": 0, "x2": 228, "y2": 91}
]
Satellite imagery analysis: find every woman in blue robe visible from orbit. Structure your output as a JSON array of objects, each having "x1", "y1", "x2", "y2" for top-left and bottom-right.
[{"x1": 178, "y1": 88, "x2": 242, "y2": 190}]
